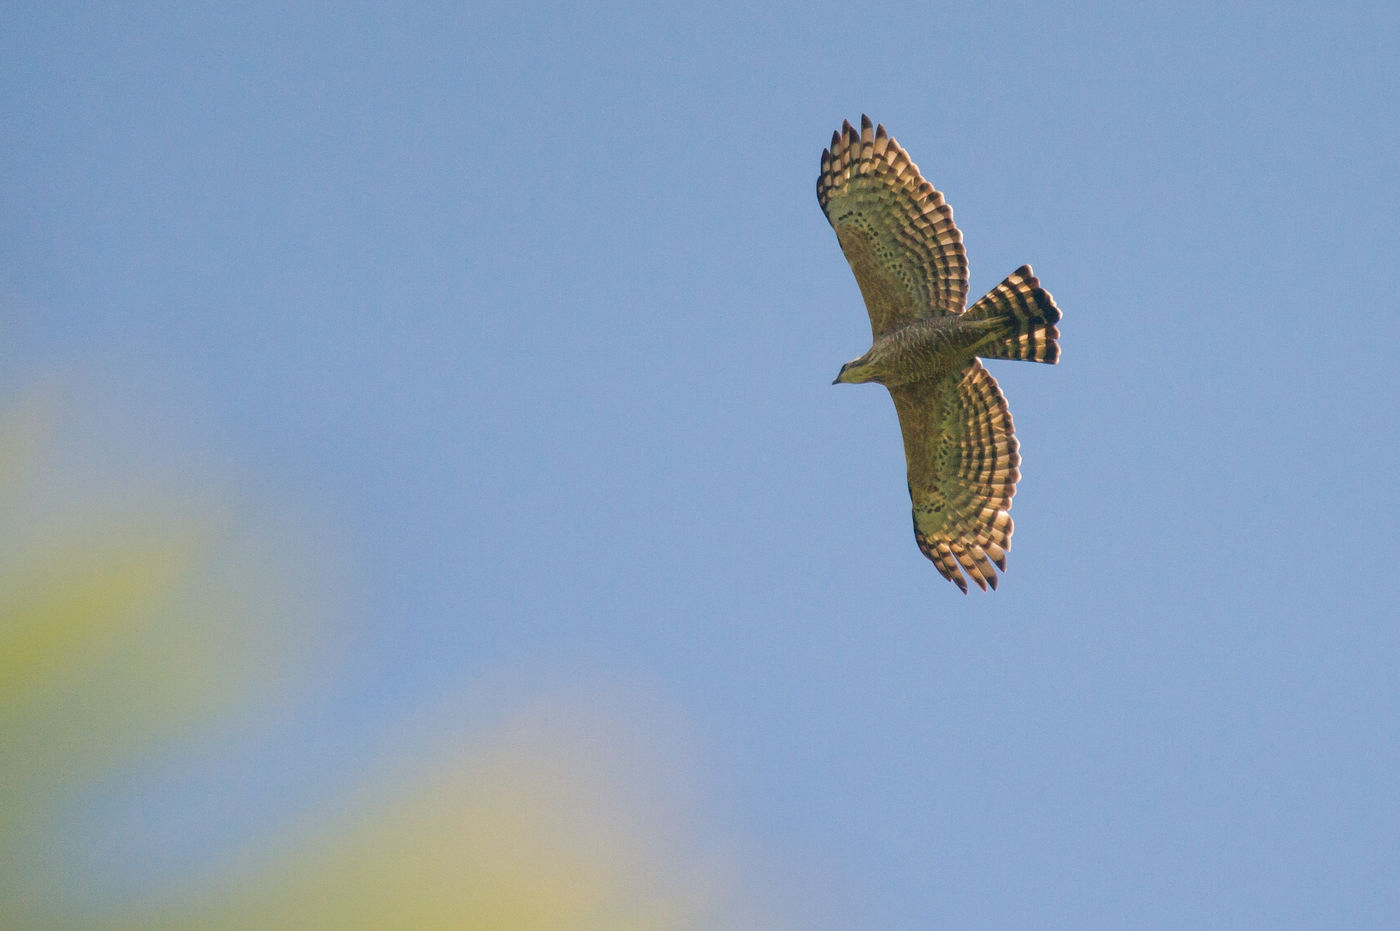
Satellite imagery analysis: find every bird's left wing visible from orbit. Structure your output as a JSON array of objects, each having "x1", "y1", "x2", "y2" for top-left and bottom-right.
[
  {"x1": 889, "y1": 361, "x2": 1021, "y2": 592},
  {"x1": 817, "y1": 115, "x2": 969, "y2": 338}
]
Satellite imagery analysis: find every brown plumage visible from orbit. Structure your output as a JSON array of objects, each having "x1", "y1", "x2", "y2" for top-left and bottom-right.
[{"x1": 820, "y1": 115, "x2": 1061, "y2": 592}]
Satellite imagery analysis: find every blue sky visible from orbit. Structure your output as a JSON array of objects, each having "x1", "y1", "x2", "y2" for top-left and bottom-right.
[{"x1": 4, "y1": 1, "x2": 1399, "y2": 927}]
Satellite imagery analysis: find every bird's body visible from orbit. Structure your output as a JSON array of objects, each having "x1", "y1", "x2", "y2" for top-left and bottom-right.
[
  {"x1": 836, "y1": 315, "x2": 995, "y2": 387},
  {"x1": 819, "y1": 116, "x2": 1062, "y2": 593}
]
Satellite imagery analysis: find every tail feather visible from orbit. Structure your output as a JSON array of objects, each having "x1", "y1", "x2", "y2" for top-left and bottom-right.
[{"x1": 964, "y1": 265, "x2": 1061, "y2": 364}]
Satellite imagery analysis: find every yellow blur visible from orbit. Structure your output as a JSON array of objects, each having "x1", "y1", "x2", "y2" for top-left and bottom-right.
[{"x1": 0, "y1": 389, "x2": 761, "y2": 930}]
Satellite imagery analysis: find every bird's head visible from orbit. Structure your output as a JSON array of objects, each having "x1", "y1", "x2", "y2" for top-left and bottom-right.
[{"x1": 833, "y1": 353, "x2": 879, "y2": 385}]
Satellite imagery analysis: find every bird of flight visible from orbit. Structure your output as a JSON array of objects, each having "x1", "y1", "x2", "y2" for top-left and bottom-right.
[{"x1": 818, "y1": 116, "x2": 1061, "y2": 593}]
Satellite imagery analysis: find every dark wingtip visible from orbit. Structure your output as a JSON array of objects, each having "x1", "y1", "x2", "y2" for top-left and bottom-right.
[{"x1": 860, "y1": 114, "x2": 872, "y2": 131}]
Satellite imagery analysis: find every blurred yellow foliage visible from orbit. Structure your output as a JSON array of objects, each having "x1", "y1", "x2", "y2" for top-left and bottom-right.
[
  {"x1": 0, "y1": 393, "x2": 285, "y2": 924},
  {"x1": 0, "y1": 390, "x2": 758, "y2": 930},
  {"x1": 127, "y1": 708, "x2": 714, "y2": 930}
]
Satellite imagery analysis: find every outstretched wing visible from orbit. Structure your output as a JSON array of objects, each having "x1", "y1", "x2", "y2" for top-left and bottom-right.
[
  {"x1": 888, "y1": 361, "x2": 1020, "y2": 592},
  {"x1": 817, "y1": 115, "x2": 968, "y2": 338}
]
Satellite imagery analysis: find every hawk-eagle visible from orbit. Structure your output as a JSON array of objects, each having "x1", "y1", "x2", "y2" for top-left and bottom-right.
[{"x1": 819, "y1": 116, "x2": 1061, "y2": 592}]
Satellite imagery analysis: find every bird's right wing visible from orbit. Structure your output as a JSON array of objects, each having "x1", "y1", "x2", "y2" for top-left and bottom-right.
[
  {"x1": 817, "y1": 115, "x2": 969, "y2": 338},
  {"x1": 888, "y1": 361, "x2": 1020, "y2": 592}
]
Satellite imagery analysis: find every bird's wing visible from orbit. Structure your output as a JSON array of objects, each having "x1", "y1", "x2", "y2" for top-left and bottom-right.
[
  {"x1": 817, "y1": 115, "x2": 969, "y2": 338},
  {"x1": 888, "y1": 361, "x2": 1020, "y2": 592}
]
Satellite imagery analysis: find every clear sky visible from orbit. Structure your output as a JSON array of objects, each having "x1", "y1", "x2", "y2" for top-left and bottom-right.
[{"x1": 4, "y1": 1, "x2": 1399, "y2": 927}]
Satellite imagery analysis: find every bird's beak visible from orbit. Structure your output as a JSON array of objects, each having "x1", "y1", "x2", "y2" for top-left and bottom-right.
[{"x1": 832, "y1": 375, "x2": 843, "y2": 385}]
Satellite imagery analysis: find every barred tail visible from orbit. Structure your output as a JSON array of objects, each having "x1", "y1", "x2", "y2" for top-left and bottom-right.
[{"x1": 964, "y1": 264, "x2": 1062, "y2": 364}]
